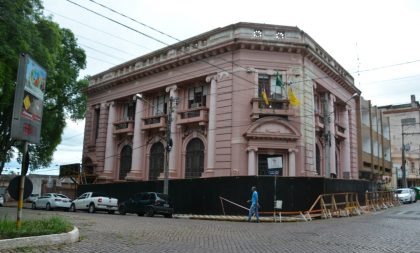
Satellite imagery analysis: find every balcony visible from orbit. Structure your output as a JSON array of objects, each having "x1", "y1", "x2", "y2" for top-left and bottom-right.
[
  {"x1": 250, "y1": 98, "x2": 293, "y2": 120},
  {"x1": 113, "y1": 120, "x2": 134, "y2": 135},
  {"x1": 141, "y1": 115, "x2": 167, "y2": 131},
  {"x1": 177, "y1": 107, "x2": 209, "y2": 126},
  {"x1": 315, "y1": 112, "x2": 324, "y2": 129},
  {"x1": 335, "y1": 122, "x2": 346, "y2": 138}
]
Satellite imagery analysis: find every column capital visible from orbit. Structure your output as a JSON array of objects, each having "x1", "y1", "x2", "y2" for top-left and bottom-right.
[
  {"x1": 165, "y1": 84, "x2": 177, "y2": 93},
  {"x1": 206, "y1": 71, "x2": 229, "y2": 83},
  {"x1": 247, "y1": 146, "x2": 258, "y2": 152},
  {"x1": 288, "y1": 148, "x2": 298, "y2": 153},
  {"x1": 106, "y1": 101, "x2": 115, "y2": 107}
]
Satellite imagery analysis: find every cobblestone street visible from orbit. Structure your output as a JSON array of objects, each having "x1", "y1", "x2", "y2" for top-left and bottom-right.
[{"x1": 1, "y1": 203, "x2": 420, "y2": 253}]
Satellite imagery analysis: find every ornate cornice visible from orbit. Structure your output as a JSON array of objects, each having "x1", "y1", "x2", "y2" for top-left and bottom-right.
[{"x1": 86, "y1": 22, "x2": 357, "y2": 96}]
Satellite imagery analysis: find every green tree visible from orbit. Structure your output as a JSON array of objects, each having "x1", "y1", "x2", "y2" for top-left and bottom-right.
[{"x1": 0, "y1": 0, "x2": 87, "y2": 174}]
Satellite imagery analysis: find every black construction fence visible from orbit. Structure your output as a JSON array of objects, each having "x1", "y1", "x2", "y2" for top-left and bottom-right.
[{"x1": 78, "y1": 176, "x2": 375, "y2": 215}]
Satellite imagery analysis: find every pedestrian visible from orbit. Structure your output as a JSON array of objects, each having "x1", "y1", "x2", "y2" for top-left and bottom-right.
[{"x1": 247, "y1": 186, "x2": 260, "y2": 222}]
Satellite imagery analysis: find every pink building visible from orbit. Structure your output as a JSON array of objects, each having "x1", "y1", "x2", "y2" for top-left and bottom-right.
[{"x1": 82, "y1": 22, "x2": 360, "y2": 183}]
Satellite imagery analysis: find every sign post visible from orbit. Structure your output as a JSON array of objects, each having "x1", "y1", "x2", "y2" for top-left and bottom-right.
[
  {"x1": 11, "y1": 54, "x2": 46, "y2": 228},
  {"x1": 267, "y1": 156, "x2": 282, "y2": 220}
]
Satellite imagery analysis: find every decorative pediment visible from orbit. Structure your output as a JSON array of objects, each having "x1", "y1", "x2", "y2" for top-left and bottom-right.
[{"x1": 244, "y1": 117, "x2": 300, "y2": 141}]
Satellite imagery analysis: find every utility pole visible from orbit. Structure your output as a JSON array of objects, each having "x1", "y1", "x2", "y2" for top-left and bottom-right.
[
  {"x1": 401, "y1": 125, "x2": 407, "y2": 188},
  {"x1": 164, "y1": 96, "x2": 178, "y2": 195}
]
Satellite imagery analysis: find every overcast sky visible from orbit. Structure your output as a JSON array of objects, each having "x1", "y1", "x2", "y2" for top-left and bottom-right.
[{"x1": 7, "y1": 0, "x2": 420, "y2": 175}]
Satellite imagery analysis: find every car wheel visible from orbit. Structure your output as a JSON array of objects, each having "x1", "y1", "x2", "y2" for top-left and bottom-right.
[
  {"x1": 69, "y1": 204, "x2": 76, "y2": 212},
  {"x1": 164, "y1": 213, "x2": 173, "y2": 218},
  {"x1": 145, "y1": 207, "x2": 154, "y2": 217},
  {"x1": 46, "y1": 203, "x2": 52, "y2": 211},
  {"x1": 137, "y1": 212, "x2": 144, "y2": 216},
  {"x1": 118, "y1": 205, "x2": 126, "y2": 215},
  {"x1": 31, "y1": 202, "x2": 36, "y2": 210},
  {"x1": 88, "y1": 203, "x2": 95, "y2": 213}
]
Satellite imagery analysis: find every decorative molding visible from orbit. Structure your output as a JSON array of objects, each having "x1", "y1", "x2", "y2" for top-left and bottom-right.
[{"x1": 165, "y1": 84, "x2": 177, "y2": 93}]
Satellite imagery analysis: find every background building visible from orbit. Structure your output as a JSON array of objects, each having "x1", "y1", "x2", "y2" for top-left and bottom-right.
[
  {"x1": 357, "y1": 97, "x2": 392, "y2": 188},
  {"x1": 380, "y1": 95, "x2": 420, "y2": 188},
  {"x1": 82, "y1": 22, "x2": 360, "y2": 183}
]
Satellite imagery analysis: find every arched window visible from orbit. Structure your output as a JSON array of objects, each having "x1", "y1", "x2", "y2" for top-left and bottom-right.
[
  {"x1": 149, "y1": 142, "x2": 164, "y2": 180},
  {"x1": 119, "y1": 145, "x2": 132, "y2": 180},
  {"x1": 185, "y1": 138, "x2": 204, "y2": 179},
  {"x1": 316, "y1": 144, "x2": 321, "y2": 176}
]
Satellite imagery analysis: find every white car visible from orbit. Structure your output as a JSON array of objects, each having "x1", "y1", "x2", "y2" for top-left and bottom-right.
[
  {"x1": 395, "y1": 188, "x2": 416, "y2": 204},
  {"x1": 32, "y1": 193, "x2": 72, "y2": 211},
  {"x1": 27, "y1": 193, "x2": 39, "y2": 203},
  {"x1": 0, "y1": 195, "x2": 4, "y2": 206}
]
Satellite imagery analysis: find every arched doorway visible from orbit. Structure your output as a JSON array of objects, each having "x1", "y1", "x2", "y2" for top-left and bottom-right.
[
  {"x1": 149, "y1": 142, "x2": 164, "y2": 180},
  {"x1": 185, "y1": 138, "x2": 204, "y2": 179},
  {"x1": 119, "y1": 145, "x2": 132, "y2": 180}
]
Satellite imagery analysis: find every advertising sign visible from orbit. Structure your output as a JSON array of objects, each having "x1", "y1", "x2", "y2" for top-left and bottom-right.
[{"x1": 11, "y1": 54, "x2": 47, "y2": 144}]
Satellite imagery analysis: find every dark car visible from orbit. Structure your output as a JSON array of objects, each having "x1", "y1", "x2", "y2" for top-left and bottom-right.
[{"x1": 118, "y1": 192, "x2": 174, "y2": 218}]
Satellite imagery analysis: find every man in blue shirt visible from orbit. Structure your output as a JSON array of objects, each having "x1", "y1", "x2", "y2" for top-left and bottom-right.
[{"x1": 248, "y1": 186, "x2": 259, "y2": 222}]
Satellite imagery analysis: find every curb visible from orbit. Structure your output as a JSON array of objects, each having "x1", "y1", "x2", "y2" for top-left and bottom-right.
[{"x1": 0, "y1": 226, "x2": 79, "y2": 250}]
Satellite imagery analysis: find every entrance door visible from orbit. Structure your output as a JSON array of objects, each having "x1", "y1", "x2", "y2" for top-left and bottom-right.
[
  {"x1": 185, "y1": 138, "x2": 204, "y2": 179},
  {"x1": 258, "y1": 154, "x2": 283, "y2": 176},
  {"x1": 119, "y1": 145, "x2": 132, "y2": 180},
  {"x1": 149, "y1": 142, "x2": 164, "y2": 180}
]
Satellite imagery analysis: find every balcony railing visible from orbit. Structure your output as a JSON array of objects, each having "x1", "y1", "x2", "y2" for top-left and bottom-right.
[
  {"x1": 335, "y1": 122, "x2": 346, "y2": 138},
  {"x1": 141, "y1": 115, "x2": 167, "y2": 131},
  {"x1": 177, "y1": 107, "x2": 209, "y2": 126},
  {"x1": 113, "y1": 120, "x2": 134, "y2": 135},
  {"x1": 250, "y1": 98, "x2": 293, "y2": 120},
  {"x1": 315, "y1": 112, "x2": 324, "y2": 128}
]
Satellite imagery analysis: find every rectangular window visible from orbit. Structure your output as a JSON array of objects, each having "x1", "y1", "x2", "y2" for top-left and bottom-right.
[
  {"x1": 151, "y1": 95, "x2": 168, "y2": 116},
  {"x1": 402, "y1": 118, "x2": 416, "y2": 126},
  {"x1": 188, "y1": 85, "x2": 208, "y2": 108},
  {"x1": 94, "y1": 108, "x2": 100, "y2": 140},
  {"x1": 258, "y1": 73, "x2": 286, "y2": 101},
  {"x1": 123, "y1": 103, "x2": 135, "y2": 121}
]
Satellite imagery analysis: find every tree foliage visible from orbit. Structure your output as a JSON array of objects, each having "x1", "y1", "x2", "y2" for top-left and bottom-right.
[{"x1": 0, "y1": 0, "x2": 87, "y2": 173}]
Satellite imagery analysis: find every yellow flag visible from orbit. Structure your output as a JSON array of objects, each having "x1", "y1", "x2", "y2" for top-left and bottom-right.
[
  {"x1": 288, "y1": 86, "x2": 300, "y2": 106},
  {"x1": 261, "y1": 89, "x2": 269, "y2": 106}
]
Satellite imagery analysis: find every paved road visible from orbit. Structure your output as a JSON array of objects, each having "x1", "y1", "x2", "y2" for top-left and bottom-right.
[{"x1": 1, "y1": 203, "x2": 420, "y2": 253}]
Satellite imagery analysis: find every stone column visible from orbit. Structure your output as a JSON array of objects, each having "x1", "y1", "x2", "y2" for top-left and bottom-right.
[
  {"x1": 329, "y1": 94, "x2": 337, "y2": 177},
  {"x1": 127, "y1": 96, "x2": 144, "y2": 180},
  {"x1": 102, "y1": 102, "x2": 116, "y2": 180},
  {"x1": 343, "y1": 107, "x2": 351, "y2": 179},
  {"x1": 247, "y1": 147, "x2": 258, "y2": 175},
  {"x1": 288, "y1": 149, "x2": 296, "y2": 176},
  {"x1": 166, "y1": 85, "x2": 178, "y2": 173},
  {"x1": 205, "y1": 75, "x2": 217, "y2": 172}
]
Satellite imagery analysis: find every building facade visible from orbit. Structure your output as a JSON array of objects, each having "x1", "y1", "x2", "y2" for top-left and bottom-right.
[
  {"x1": 380, "y1": 95, "x2": 420, "y2": 187},
  {"x1": 82, "y1": 22, "x2": 360, "y2": 183},
  {"x1": 357, "y1": 97, "x2": 392, "y2": 188}
]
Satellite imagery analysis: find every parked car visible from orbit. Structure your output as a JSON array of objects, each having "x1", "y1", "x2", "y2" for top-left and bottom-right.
[
  {"x1": 118, "y1": 192, "x2": 174, "y2": 218},
  {"x1": 32, "y1": 193, "x2": 72, "y2": 211},
  {"x1": 411, "y1": 186, "x2": 420, "y2": 200},
  {"x1": 69, "y1": 192, "x2": 118, "y2": 214},
  {"x1": 395, "y1": 188, "x2": 416, "y2": 204},
  {"x1": 0, "y1": 195, "x2": 4, "y2": 206},
  {"x1": 26, "y1": 193, "x2": 39, "y2": 203}
]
